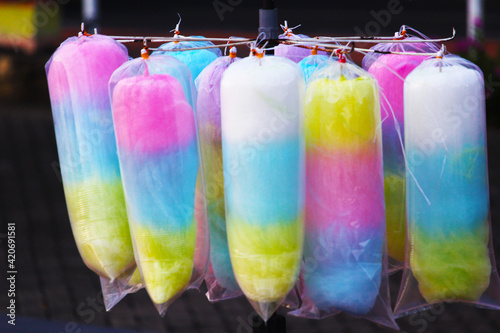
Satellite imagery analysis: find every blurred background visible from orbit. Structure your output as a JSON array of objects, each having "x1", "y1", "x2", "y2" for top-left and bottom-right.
[
  {"x1": 1, "y1": 1, "x2": 500, "y2": 332},
  {"x1": 1, "y1": 0, "x2": 500, "y2": 111}
]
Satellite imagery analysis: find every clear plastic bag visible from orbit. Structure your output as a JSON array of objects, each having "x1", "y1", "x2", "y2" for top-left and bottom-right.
[
  {"x1": 45, "y1": 34, "x2": 138, "y2": 310},
  {"x1": 362, "y1": 27, "x2": 440, "y2": 270},
  {"x1": 298, "y1": 53, "x2": 331, "y2": 83},
  {"x1": 394, "y1": 53, "x2": 500, "y2": 316},
  {"x1": 220, "y1": 53, "x2": 305, "y2": 320},
  {"x1": 152, "y1": 36, "x2": 220, "y2": 80},
  {"x1": 109, "y1": 53, "x2": 209, "y2": 315},
  {"x1": 275, "y1": 42, "x2": 314, "y2": 63},
  {"x1": 274, "y1": 28, "x2": 328, "y2": 63},
  {"x1": 289, "y1": 59, "x2": 397, "y2": 329},
  {"x1": 195, "y1": 52, "x2": 243, "y2": 302}
]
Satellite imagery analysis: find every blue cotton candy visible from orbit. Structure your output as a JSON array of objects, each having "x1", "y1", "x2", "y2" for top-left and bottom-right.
[
  {"x1": 118, "y1": 140, "x2": 199, "y2": 229},
  {"x1": 189, "y1": 36, "x2": 223, "y2": 57},
  {"x1": 302, "y1": 228, "x2": 383, "y2": 315},
  {"x1": 406, "y1": 147, "x2": 489, "y2": 232},
  {"x1": 298, "y1": 55, "x2": 330, "y2": 83},
  {"x1": 222, "y1": 138, "x2": 303, "y2": 225},
  {"x1": 209, "y1": 211, "x2": 240, "y2": 290},
  {"x1": 53, "y1": 97, "x2": 121, "y2": 182},
  {"x1": 152, "y1": 37, "x2": 219, "y2": 80}
]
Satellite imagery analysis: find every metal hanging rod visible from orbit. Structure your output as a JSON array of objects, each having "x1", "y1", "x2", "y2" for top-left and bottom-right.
[
  {"x1": 109, "y1": 36, "x2": 252, "y2": 43},
  {"x1": 293, "y1": 28, "x2": 456, "y2": 44},
  {"x1": 146, "y1": 41, "x2": 251, "y2": 52},
  {"x1": 290, "y1": 41, "x2": 443, "y2": 57},
  {"x1": 107, "y1": 29, "x2": 455, "y2": 46}
]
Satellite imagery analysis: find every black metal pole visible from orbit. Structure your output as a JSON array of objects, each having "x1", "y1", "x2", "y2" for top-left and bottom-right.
[
  {"x1": 263, "y1": 0, "x2": 276, "y2": 9},
  {"x1": 258, "y1": 0, "x2": 279, "y2": 46},
  {"x1": 252, "y1": 313, "x2": 286, "y2": 333},
  {"x1": 82, "y1": 0, "x2": 100, "y2": 32}
]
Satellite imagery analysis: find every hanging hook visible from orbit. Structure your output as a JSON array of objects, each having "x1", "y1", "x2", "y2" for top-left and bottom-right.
[
  {"x1": 254, "y1": 31, "x2": 267, "y2": 48},
  {"x1": 78, "y1": 22, "x2": 92, "y2": 37},
  {"x1": 170, "y1": 13, "x2": 182, "y2": 40}
]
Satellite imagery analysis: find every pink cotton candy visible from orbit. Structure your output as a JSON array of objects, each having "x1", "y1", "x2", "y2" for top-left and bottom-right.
[
  {"x1": 306, "y1": 147, "x2": 385, "y2": 231},
  {"x1": 47, "y1": 35, "x2": 129, "y2": 106},
  {"x1": 112, "y1": 74, "x2": 196, "y2": 153},
  {"x1": 367, "y1": 54, "x2": 427, "y2": 124}
]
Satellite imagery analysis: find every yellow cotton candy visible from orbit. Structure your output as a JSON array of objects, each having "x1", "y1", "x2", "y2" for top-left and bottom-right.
[
  {"x1": 384, "y1": 174, "x2": 406, "y2": 262},
  {"x1": 199, "y1": 139, "x2": 225, "y2": 217},
  {"x1": 411, "y1": 223, "x2": 491, "y2": 302},
  {"x1": 131, "y1": 223, "x2": 196, "y2": 305},
  {"x1": 128, "y1": 268, "x2": 143, "y2": 285},
  {"x1": 305, "y1": 76, "x2": 380, "y2": 150},
  {"x1": 227, "y1": 216, "x2": 304, "y2": 302},
  {"x1": 65, "y1": 179, "x2": 134, "y2": 280}
]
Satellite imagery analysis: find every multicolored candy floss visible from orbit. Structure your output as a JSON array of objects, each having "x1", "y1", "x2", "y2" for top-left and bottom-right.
[
  {"x1": 221, "y1": 54, "x2": 305, "y2": 320},
  {"x1": 395, "y1": 55, "x2": 500, "y2": 315},
  {"x1": 152, "y1": 36, "x2": 219, "y2": 80},
  {"x1": 195, "y1": 54, "x2": 242, "y2": 301},
  {"x1": 110, "y1": 54, "x2": 204, "y2": 314},
  {"x1": 45, "y1": 34, "x2": 136, "y2": 309},
  {"x1": 290, "y1": 61, "x2": 396, "y2": 329},
  {"x1": 363, "y1": 36, "x2": 440, "y2": 266}
]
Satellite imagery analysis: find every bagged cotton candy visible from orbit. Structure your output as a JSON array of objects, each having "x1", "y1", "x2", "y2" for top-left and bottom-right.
[
  {"x1": 275, "y1": 42, "x2": 313, "y2": 63},
  {"x1": 221, "y1": 51, "x2": 305, "y2": 320},
  {"x1": 46, "y1": 33, "x2": 137, "y2": 310},
  {"x1": 394, "y1": 54, "x2": 500, "y2": 316},
  {"x1": 275, "y1": 37, "x2": 328, "y2": 63},
  {"x1": 362, "y1": 27, "x2": 440, "y2": 268},
  {"x1": 195, "y1": 50, "x2": 243, "y2": 301},
  {"x1": 152, "y1": 36, "x2": 219, "y2": 80},
  {"x1": 298, "y1": 52, "x2": 330, "y2": 83},
  {"x1": 274, "y1": 23, "x2": 327, "y2": 63},
  {"x1": 289, "y1": 57, "x2": 396, "y2": 329},
  {"x1": 110, "y1": 51, "x2": 209, "y2": 314}
]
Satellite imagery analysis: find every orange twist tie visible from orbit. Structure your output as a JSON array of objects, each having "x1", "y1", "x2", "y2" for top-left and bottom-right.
[
  {"x1": 141, "y1": 47, "x2": 150, "y2": 59},
  {"x1": 253, "y1": 48, "x2": 264, "y2": 58},
  {"x1": 393, "y1": 29, "x2": 406, "y2": 41}
]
